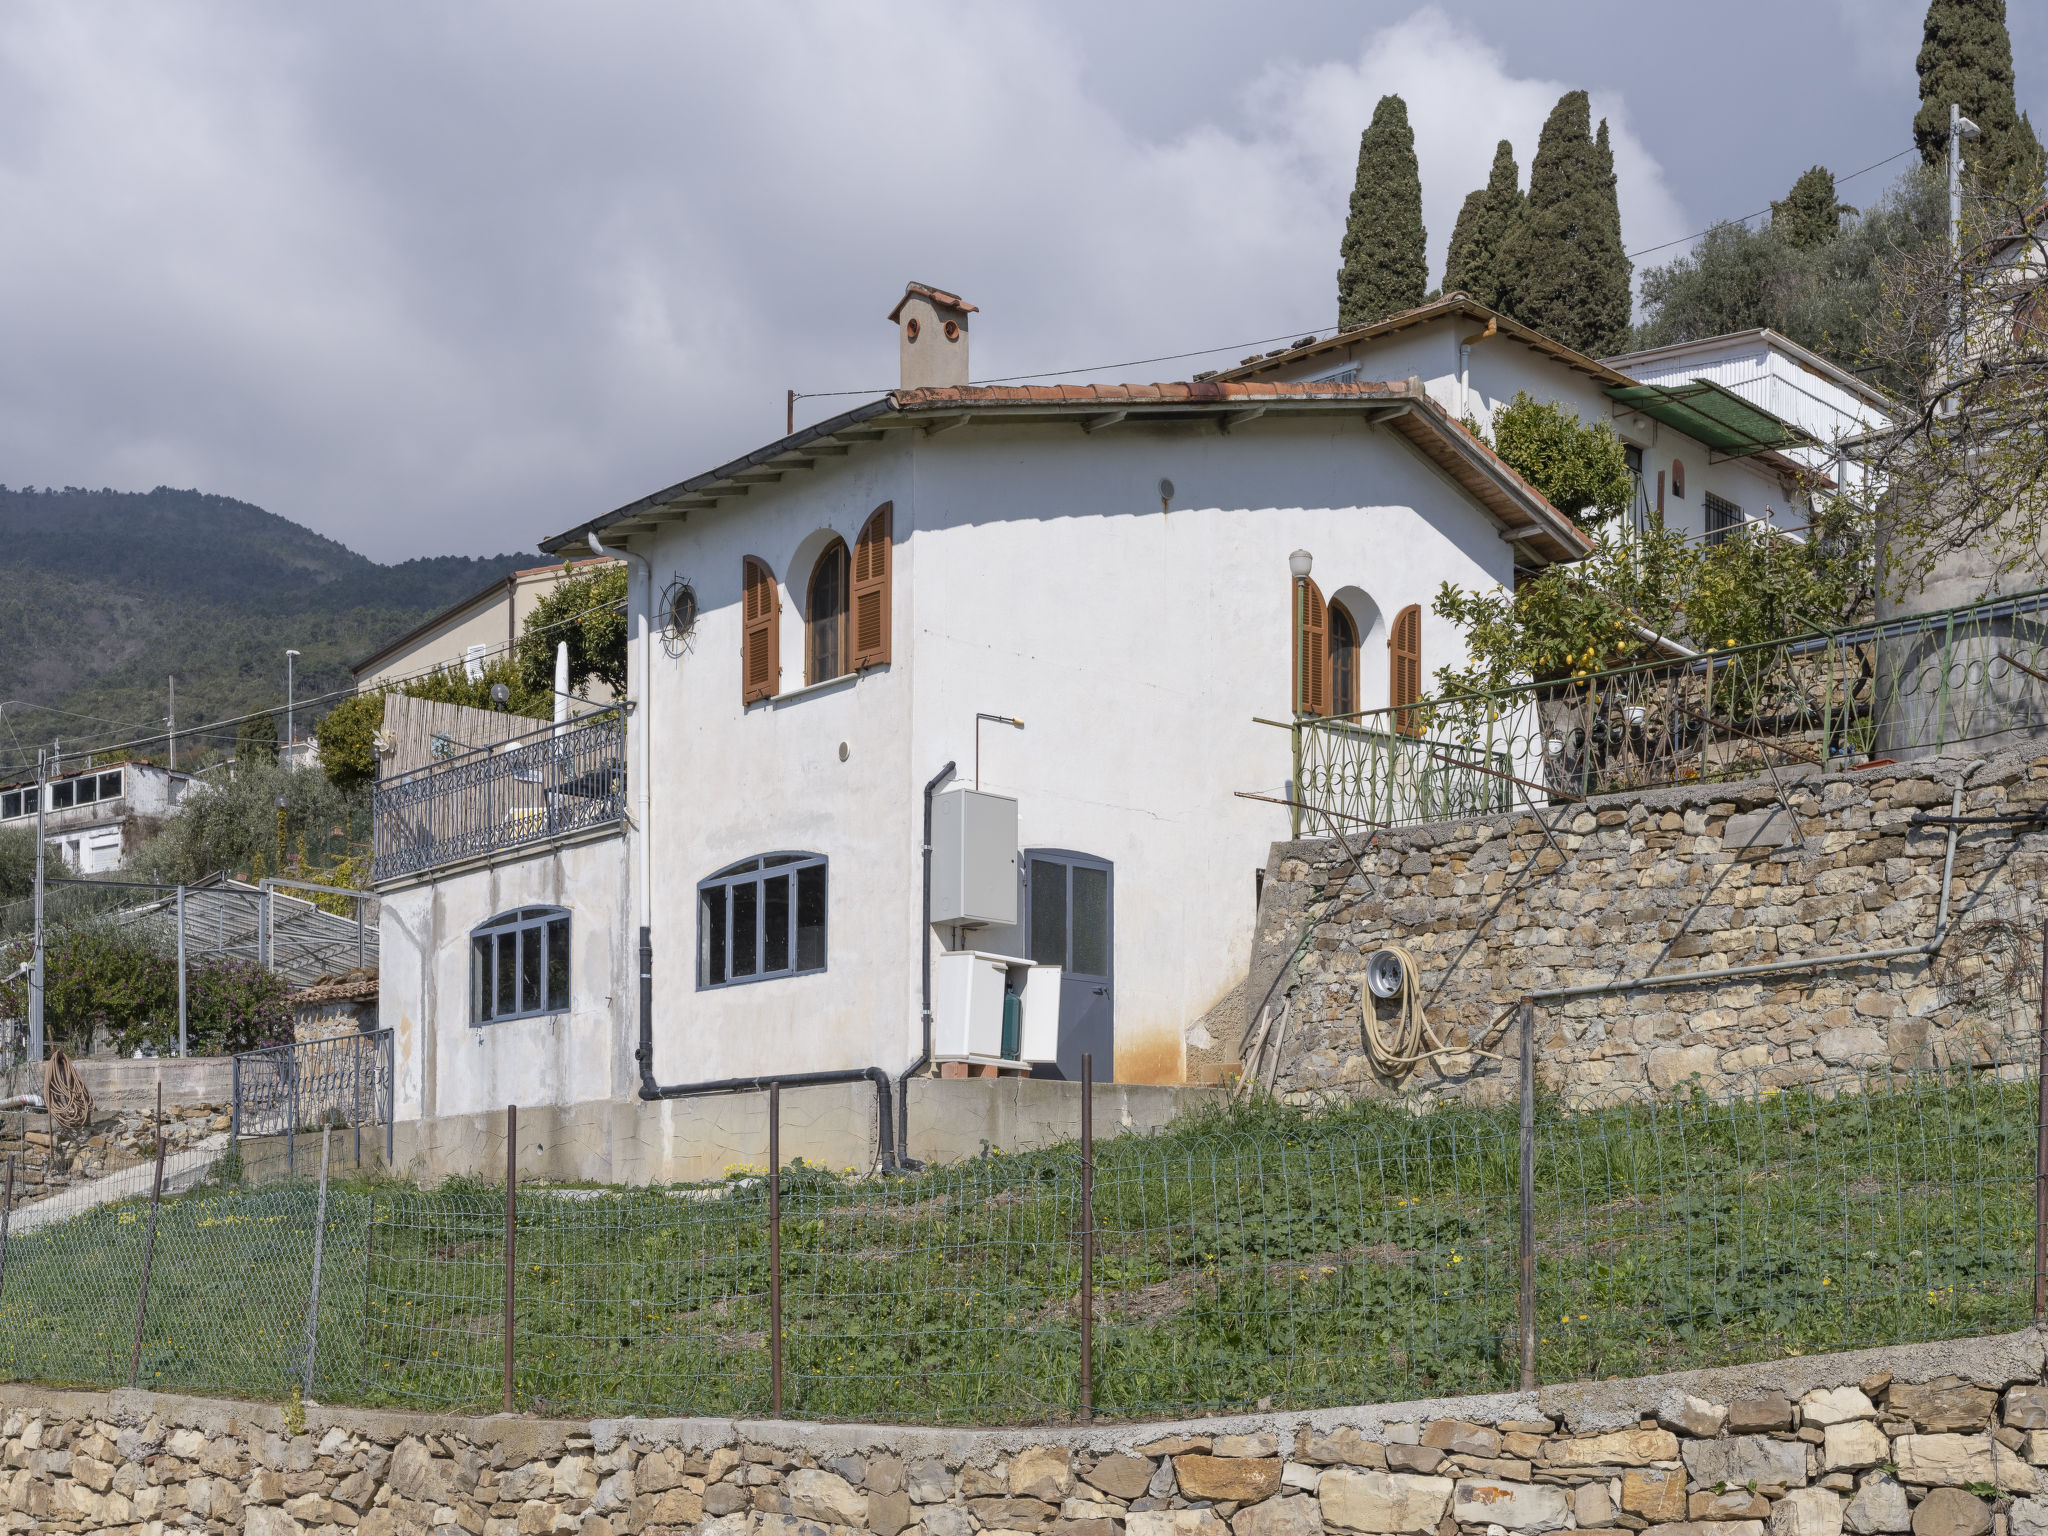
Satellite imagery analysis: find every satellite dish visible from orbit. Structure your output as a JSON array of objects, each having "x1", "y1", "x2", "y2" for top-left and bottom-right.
[{"x1": 1366, "y1": 949, "x2": 1406, "y2": 1000}]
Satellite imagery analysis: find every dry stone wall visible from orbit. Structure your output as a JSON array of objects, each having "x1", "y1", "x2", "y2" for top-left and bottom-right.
[
  {"x1": 0, "y1": 1099, "x2": 225, "y2": 1208},
  {"x1": 8, "y1": 1330, "x2": 2048, "y2": 1536},
  {"x1": 1225, "y1": 748, "x2": 2048, "y2": 1110}
]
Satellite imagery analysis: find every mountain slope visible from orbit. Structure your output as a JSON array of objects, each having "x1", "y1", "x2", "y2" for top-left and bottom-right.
[{"x1": 0, "y1": 485, "x2": 531, "y2": 773}]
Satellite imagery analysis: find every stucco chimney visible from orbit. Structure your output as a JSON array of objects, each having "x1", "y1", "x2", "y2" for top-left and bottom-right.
[{"x1": 888, "y1": 282, "x2": 976, "y2": 390}]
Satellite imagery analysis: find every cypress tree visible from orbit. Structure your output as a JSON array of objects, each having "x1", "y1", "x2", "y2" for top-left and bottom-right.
[
  {"x1": 1771, "y1": 166, "x2": 1856, "y2": 249},
  {"x1": 1442, "y1": 139, "x2": 1522, "y2": 309},
  {"x1": 1914, "y1": 0, "x2": 2045, "y2": 192},
  {"x1": 1337, "y1": 94, "x2": 1427, "y2": 329},
  {"x1": 1496, "y1": 92, "x2": 1634, "y2": 358}
]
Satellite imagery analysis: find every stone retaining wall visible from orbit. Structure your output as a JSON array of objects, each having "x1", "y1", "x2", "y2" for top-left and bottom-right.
[
  {"x1": 9, "y1": 1329, "x2": 2048, "y2": 1536},
  {"x1": 0, "y1": 1099, "x2": 225, "y2": 1208},
  {"x1": 1219, "y1": 748, "x2": 2048, "y2": 1110}
]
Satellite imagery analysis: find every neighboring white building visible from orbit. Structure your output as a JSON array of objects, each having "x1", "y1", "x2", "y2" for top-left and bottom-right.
[
  {"x1": 1604, "y1": 328, "x2": 1895, "y2": 503},
  {"x1": 374, "y1": 283, "x2": 1588, "y2": 1173},
  {"x1": 0, "y1": 761, "x2": 198, "y2": 874},
  {"x1": 1218, "y1": 295, "x2": 1857, "y2": 546},
  {"x1": 350, "y1": 557, "x2": 621, "y2": 694}
]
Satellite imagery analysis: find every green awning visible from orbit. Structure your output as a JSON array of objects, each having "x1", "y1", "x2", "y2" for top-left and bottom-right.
[{"x1": 1603, "y1": 377, "x2": 1816, "y2": 459}]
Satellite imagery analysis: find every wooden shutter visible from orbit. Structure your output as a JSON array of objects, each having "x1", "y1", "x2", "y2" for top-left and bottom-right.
[
  {"x1": 1390, "y1": 603, "x2": 1422, "y2": 737},
  {"x1": 850, "y1": 502, "x2": 892, "y2": 670},
  {"x1": 741, "y1": 557, "x2": 780, "y2": 704},
  {"x1": 1294, "y1": 577, "x2": 1328, "y2": 716}
]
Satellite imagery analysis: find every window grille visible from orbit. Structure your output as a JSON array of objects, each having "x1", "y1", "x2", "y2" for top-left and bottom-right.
[
  {"x1": 1704, "y1": 491, "x2": 1743, "y2": 546},
  {"x1": 471, "y1": 906, "x2": 571, "y2": 1023},
  {"x1": 698, "y1": 853, "x2": 827, "y2": 988}
]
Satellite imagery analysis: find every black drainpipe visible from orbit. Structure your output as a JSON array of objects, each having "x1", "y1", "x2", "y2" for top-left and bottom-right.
[
  {"x1": 635, "y1": 932, "x2": 899, "y2": 1172},
  {"x1": 895, "y1": 759, "x2": 957, "y2": 1168}
]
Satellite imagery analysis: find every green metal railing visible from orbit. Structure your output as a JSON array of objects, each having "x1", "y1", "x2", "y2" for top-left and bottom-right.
[{"x1": 1280, "y1": 587, "x2": 2048, "y2": 834}]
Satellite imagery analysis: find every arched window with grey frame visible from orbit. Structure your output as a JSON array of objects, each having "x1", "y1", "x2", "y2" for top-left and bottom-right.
[
  {"x1": 698, "y1": 852, "x2": 828, "y2": 988},
  {"x1": 471, "y1": 906, "x2": 570, "y2": 1024}
]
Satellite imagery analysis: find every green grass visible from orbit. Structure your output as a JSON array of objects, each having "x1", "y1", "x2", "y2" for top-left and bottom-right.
[{"x1": 0, "y1": 1064, "x2": 2035, "y2": 1424}]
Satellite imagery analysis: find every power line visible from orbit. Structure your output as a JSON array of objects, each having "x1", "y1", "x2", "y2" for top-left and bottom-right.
[
  {"x1": 791, "y1": 323, "x2": 1336, "y2": 403},
  {"x1": 1625, "y1": 146, "x2": 1918, "y2": 260}
]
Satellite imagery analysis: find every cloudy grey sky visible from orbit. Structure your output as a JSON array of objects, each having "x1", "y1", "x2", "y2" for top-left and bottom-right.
[{"x1": 0, "y1": 1, "x2": 2038, "y2": 562}]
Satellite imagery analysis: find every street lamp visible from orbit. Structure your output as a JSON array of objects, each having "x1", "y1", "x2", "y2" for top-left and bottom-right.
[{"x1": 284, "y1": 650, "x2": 300, "y2": 762}]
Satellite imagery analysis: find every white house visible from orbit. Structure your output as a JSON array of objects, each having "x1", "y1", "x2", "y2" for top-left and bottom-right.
[
  {"x1": 1605, "y1": 328, "x2": 1894, "y2": 504},
  {"x1": 1217, "y1": 295, "x2": 1856, "y2": 546},
  {"x1": 373, "y1": 283, "x2": 1587, "y2": 1176},
  {"x1": 0, "y1": 760, "x2": 198, "y2": 874}
]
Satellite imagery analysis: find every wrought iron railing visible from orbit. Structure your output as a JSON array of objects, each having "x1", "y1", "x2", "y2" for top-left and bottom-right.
[
  {"x1": 371, "y1": 708, "x2": 627, "y2": 881},
  {"x1": 1280, "y1": 587, "x2": 2048, "y2": 834},
  {"x1": 232, "y1": 1027, "x2": 394, "y2": 1171}
]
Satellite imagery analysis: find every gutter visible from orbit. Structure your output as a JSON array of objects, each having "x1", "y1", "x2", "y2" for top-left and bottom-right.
[{"x1": 1528, "y1": 756, "x2": 1987, "y2": 1004}]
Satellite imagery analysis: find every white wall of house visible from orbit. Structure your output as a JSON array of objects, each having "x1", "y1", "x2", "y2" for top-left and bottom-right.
[
  {"x1": 627, "y1": 413, "x2": 1513, "y2": 1091},
  {"x1": 1284, "y1": 313, "x2": 1801, "y2": 546},
  {"x1": 0, "y1": 762, "x2": 198, "y2": 874},
  {"x1": 381, "y1": 833, "x2": 633, "y2": 1123}
]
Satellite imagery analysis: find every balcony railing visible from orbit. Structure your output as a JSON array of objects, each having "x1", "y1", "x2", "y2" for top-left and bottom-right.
[
  {"x1": 231, "y1": 1027, "x2": 394, "y2": 1170},
  {"x1": 1278, "y1": 588, "x2": 2048, "y2": 834},
  {"x1": 371, "y1": 708, "x2": 627, "y2": 882}
]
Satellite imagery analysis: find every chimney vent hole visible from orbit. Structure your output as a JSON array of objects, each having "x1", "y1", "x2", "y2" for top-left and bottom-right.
[
  {"x1": 905, "y1": 317, "x2": 921, "y2": 343},
  {"x1": 943, "y1": 320, "x2": 959, "y2": 341}
]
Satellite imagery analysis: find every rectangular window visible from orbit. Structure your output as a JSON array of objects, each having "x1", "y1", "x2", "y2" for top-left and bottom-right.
[
  {"x1": 473, "y1": 934, "x2": 496, "y2": 1021},
  {"x1": 699, "y1": 855, "x2": 828, "y2": 988},
  {"x1": 731, "y1": 881, "x2": 758, "y2": 977},
  {"x1": 546, "y1": 918, "x2": 570, "y2": 1010},
  {"x1": 73, "y1": 776, "x2": 97, "y2": 804},
  {"x1": 495, "y1": 932, "x2": 517, "y2": 1018},
  {"x1": 795, "y1": 864, "x2": 826, "y2": 971},
  {"x1": 701, "y1": 887, "x2": 728, "y2": 985},
  {"x1": 1704, "y1": 492, "x2": 1743, "y2": 546},
  {"x1": 762, "y1": 873, "x2": 790, "y2": 973},
  {"x1": 98, "y1": 771, "x2": 122, "y2": 800},
  {"x1": 1071, "y1": 865, "x2": 1110, "y2": 977},
  {"x1": 52, "y1": 780, "x2": 74, "y2": 809},
  {"x1": 519, "y1": 926, "x2": 542, "y2": 1014},
  {"x1": 1, "y1": 792, "x2": 17, "y2": 820},
  {"x1": 1030, "y1": 859, "x2": 1067, "y2": 967}
]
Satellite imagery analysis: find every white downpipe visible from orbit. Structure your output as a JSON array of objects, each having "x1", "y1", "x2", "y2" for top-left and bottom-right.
[{"x1": 588, "y1": 533, "x2": 652, "y2": 935}]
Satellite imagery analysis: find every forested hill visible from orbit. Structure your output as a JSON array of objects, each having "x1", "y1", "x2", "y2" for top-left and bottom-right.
[{"x1": 0, "y1": 485, "x2": 531, "y2": 775}]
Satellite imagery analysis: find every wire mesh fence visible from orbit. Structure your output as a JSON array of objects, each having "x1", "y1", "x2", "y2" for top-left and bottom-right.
[{"x1": 0, "y1": 1049, "x2": 2041, "y2": 1423}]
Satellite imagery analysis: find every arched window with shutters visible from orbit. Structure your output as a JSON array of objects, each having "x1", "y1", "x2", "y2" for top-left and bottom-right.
[
  {"x1": 1329, "y1": 602, "x2": 1359, "y2": 718},
  {"x1": 806, "y1": 538, "x2": 850, "y2": 684},
  {"x1": 850, "y1": 502, "x2": 892, "y2": 670},
  {"x1": 1389, "y1": 603, "x2": 1423, "y2": 736},
  {"x1": 741, "y1": 557, "x2": 780, "y2": 704},
  {"x1": 1293, "y1": 576, "x2": 1328, "y2": 716}
]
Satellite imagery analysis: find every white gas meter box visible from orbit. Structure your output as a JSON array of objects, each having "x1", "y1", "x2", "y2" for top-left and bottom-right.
[
  {"x1": 931, "y1": 951, "x2": 1061, "y2": 1067},
  {"x1": 930, "y1": 788, "x2": 1017, "y2": 927}
]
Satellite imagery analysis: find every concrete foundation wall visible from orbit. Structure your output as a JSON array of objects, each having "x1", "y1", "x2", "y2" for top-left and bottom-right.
[
  {"x1": 71, "y1": 1056, "x2": 234, "y2": 1112},
  {"x1": 386, "y1": 1077, "x2": 1223, "y2": 1185}
]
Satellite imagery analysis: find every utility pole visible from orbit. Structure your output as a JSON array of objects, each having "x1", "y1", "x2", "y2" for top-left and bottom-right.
[
  {"x1": 28, "y1": 750, "x2": 46, "y2": 1065},
  {"x1": 1948, "y1": 102, "x2": 1982, "y2": 372},
  {"x1": 285, "y1": 650, "x2": 300, "y2": 766},
  {"x1": 166, "y1": 676, "x2": 176, "y2": 772}
]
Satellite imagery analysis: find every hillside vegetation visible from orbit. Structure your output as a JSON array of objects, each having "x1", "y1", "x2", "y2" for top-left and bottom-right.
[{"x1": 0, "y1": 485, "x2": 530, "y2": 774}]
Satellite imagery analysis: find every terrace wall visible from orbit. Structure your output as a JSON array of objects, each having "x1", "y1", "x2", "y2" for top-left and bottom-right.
[
  {"x1": 10, "y1": 1328, "x2": 2048, "y2": 1536},
  {"x1": 1204, "y1": 746, "x2": 2048, "y2": 1109}
]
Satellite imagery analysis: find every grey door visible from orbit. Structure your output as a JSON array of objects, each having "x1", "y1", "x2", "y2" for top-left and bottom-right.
[{"x1": 1024, "y1": 850, "x2": 1113, "y2": 1082}]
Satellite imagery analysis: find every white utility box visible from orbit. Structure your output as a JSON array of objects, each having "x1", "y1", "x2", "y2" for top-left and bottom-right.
[
  {"x1": 931, "y1": 788, "x2": 1018, "y2": 926},
  {"x1": 932, "y1": 950, "x2": 1061, "y2": 1067}
]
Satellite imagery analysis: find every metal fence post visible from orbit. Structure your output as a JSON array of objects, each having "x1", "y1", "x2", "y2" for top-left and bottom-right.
[
  {"x1": 175, "y1": 884, "x2": 188, "y2": 1058},
  {"x1": 1517, "y1": 1000, "x2": 1537, "y2": 1392},
  {"x1": 128, "y1": 1082, "x2": 169, "y2": 1388},
  {"x1": 503, "y1": 1103, "x2": 517, "y2": 1415},
  {"x1": 1080, "y1": 1052, "x2": 1095, "y2": 1423},
  {"x1": 769, "y1": 1081, "x2": 783, "y2": 1417},
  {"x1": 301, "y1": 1127, "x2": 331, "y2": 1400},
  {"x1": 288, "y1": 1049, "x2": 298, "y2": 1179},
  {"x1": 353, "y1": 1034, "x2": 362, "y2": 1168},
  {"x1": 0, "y1": 1156, "x2": 14, "y2": 1302},
  {"x1": 2034, "y1": 922, "x2": 2047, "y2": 1326},
  {"x1": 230, "y1": 1054, "x2": 241, "y2": 1162}
]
